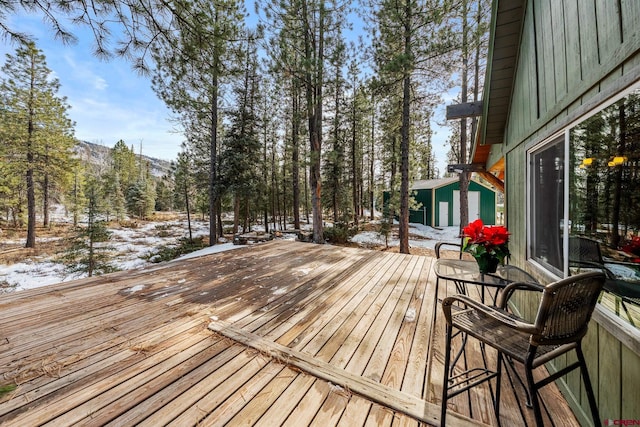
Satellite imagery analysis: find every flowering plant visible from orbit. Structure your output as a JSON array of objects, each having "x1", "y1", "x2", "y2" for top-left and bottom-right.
[
  {"x1": 462, "y1": 219, "x2": 510, "y2": 272},
  {"x1": 622, "y1": 236, "x2": 640, "y2": 262}
]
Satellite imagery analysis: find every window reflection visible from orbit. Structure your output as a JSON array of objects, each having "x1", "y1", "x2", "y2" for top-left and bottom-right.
[
  {"x1": 530, "y1": 137, "x2": 565, "y2": 275},
  {"x1": 569, "y1": 88, "x2": 640, "y2": 327}
]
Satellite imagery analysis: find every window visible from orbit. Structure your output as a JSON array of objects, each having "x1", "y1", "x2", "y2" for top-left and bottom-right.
[
  {"x1": 569, "y1": 92, "x2": 640, "y2": 252},
  {"x1": 529, "y1": 136, "x2": 565, "y2": 276},
  {"x1": 528, "y1": 84, "x2": 640, "y2": 327}
]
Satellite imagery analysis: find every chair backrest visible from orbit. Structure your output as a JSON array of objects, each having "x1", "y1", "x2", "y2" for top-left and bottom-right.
[
  {"x1": 435, "y1": 239, "x2": 464, "y2": 259},
  {"x1": 569, "y1": 236, "x2": 603, "y2": 266},
  {"x1": 531, "y1": 271, "x2": 606, "y2": 346}
]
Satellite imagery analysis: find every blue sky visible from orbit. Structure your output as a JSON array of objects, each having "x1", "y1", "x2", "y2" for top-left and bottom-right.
[{"x1": 1, "y1": 13, "x2": 183, "y2": 161}]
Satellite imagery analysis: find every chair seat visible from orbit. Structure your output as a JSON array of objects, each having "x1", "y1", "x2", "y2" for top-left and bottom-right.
[{"x1": 451, "y1": 307, "x2": 566, "y2": 368}]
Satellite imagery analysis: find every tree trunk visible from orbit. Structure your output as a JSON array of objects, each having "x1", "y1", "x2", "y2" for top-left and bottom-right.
[
  {"x1": 351, "y1": 81, "x2": 359, "y2": 226},
  {"x1": 233, "y1": 195, "x2": 240, "y2": 234},
  {"x1": 389, "y1": 133, "x2": 398, "y2": 222},
  {"x1": 282, "y1": 160, "x2": 287, "y2": 230},
  {"x1": 26, "y1": 104, "x2": 36, "y2": 249},
  {"x1": 302, "y1": 0, "x2": 324, "y2": 244},
  {"x1": 43, "y1": 172, "x2": 50, "y2": 228},
  {"x1": 611, "y1": 102, "x2": 626, "y2": 248},
  {"x1": 263, "y1": 111, "x2": 269, "y2": 234},
  {"x1": 217, "y1": 200, "x2": 223, "y2": 238},
  {"x1": 332, "y1": 71, "x2": 340, "y2": 223},
  {"x1": 459, "y1": 0, "x2": 470, "y2": 232},
  {"x1": 272, "y1": 140, "x2": 278, "y2": 231},
  {"x1": 185, "y1": 185, "x2": 193, "y2": 242},
  {"x1": 370, "y1": 92, "x2": 375, "y2": 220},
  {"x1": 209, "y1": 70, "x2": 219, "y2": 246},
  {"x1": 398, "y1": 0, "x2": 412, "y2": 254},
  {"x1": 292, "y1": 80, "x2": 301, "y2": 230}
]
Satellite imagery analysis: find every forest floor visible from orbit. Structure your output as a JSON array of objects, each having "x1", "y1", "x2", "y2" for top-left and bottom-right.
[{"x1": 0, "y1": 211, "x2": 460, "y2": 293}]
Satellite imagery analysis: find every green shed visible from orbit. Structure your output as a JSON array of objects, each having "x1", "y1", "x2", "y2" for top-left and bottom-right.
[{"x1": 407, "y1": 177, "x2": 497, "y2": 227}]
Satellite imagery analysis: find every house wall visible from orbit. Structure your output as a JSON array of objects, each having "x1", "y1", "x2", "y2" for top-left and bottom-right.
[{"x1": 500, "y1": 0, "x2": 640, "y2": 422}]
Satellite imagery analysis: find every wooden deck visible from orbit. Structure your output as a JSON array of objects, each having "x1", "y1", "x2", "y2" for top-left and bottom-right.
[{"x1": 0, "y1": 241, "x2": 577, "y2": 426}]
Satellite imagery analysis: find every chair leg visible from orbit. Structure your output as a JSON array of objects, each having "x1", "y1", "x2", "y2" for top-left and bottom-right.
[
  {"x1": 524, "y1": 355, "x2": 544, "y2": 427},
  {"x1": 441, "y1": 322, "x2": 453, "y2": 426},
  {"x1": 495, "y1": 352, "x2": 503, "y2": 423},
  {"x1": 576, "y1": 345, "x2": 600, "y2": 426}
]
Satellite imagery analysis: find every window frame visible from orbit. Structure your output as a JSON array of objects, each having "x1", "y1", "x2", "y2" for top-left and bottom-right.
[
  {"x1": 526, "y1": 131, "x2": 568, "y2": 280},
  {"x1": 527, "y1": 82, "x2": 640, "y2": 280}
]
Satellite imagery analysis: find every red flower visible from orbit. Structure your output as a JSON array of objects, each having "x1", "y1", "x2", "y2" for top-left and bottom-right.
[
  {"x1": 462, "y1": 219, "x2": 486, "y2": 243},
  {"x1": 623, "y1": 236, "x2": 640, "y2": 258},
  {"x1": 462, "y1": 219, "x2": 510, "y2": 264},
  {"x1": 484, "y1": 225, "x2": 509, "y2": 246}
]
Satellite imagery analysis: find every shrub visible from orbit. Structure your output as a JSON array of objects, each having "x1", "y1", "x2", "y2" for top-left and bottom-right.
[
  {"x1": 324, "y1": 222, "x2": 358, "y2": 244},
  {"x1": 145, "y1": 236, "x2": 207, "y2": 263}
]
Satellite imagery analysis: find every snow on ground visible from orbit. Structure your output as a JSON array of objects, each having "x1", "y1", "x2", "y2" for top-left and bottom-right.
[
  {"x1": 0, "y1": 218, "x2": 213, "y2": 292},
  {"x1": 176, "y1": 243, "x2": 243, "y2": 261},
  {"x1": 0, "y1": 217, "x2": 461, "y2": 293},
  {"x1": 350, "y1": 222, "x2": 461, "y2": 250}
]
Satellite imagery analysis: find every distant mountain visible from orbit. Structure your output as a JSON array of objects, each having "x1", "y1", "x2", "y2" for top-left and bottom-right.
[{"x1": 75, "y1": 140, "x2": 173, "y2": 178}]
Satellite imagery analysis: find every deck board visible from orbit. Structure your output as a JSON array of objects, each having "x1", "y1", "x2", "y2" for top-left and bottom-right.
[{"x1": 0, "y1": 240, "x2": 580, "y2": 426}]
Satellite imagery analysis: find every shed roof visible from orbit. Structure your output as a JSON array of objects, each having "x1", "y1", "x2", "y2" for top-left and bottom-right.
[
  {"x1": 410, "y1": 177, "x2": 458, "y2": 190},
  {"x1": 410, "y1": 177, "x2": 495, "y2": 192}
]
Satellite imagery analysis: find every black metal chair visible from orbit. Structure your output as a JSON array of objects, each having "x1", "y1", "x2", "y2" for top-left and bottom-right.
[
  {"x1": 440, "y1": 270, "x2": 606, "y2": 426},
  {"x1": 435, "y1": 241, "x2": 464, "y2": 259},
  {"x1": 434, "y1": 240, "x2": 464, "y2": 300}
]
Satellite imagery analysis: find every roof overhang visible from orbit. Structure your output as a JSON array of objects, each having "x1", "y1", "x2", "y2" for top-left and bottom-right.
[{"x1": 471, "y1": 0, "x2": 526, "y2": 176}]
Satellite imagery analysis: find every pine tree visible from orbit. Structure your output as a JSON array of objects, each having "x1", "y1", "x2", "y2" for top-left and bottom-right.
[
  {"x1": 63, "y1": 179, "x2": 116, "y2": 277},
  {"x1": 39, "y1": 92, "x2": 77, "y2": 228},
  {"x1": 174, "y1": 151, "x2": 195, "y2": 241},
  {"x1": 154, "y1": 174, "x2": 174, "y2": 212},
  {"x1": 68, "y1": 162, "x2": 86, "y2": 227},
  {"x1": 0, "y1": 41, "x2": 76, "y2": 248},
  {"x1": 369, "y1": 0, "x2": 456, "y2": 252},
  {"x1": 262, "y1": 0, "x2": 349, "y2": 242},
  {"x1": 151, "y1": 0, "x2": 245, "y2": 245},
  {"x1": 220, "y1": 34, "x2": 262, "y2": 234},
  {"x1": 0, "y1": 111, "x2": 23, "y2": 224}
]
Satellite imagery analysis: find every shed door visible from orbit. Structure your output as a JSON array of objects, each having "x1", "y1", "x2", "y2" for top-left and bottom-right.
[
  {"x1": 453, "y1": 191, "x2": 480, "y2": 226},
  {"x1": 438, "y1": 202, "x2": 449, "y2": 227}
]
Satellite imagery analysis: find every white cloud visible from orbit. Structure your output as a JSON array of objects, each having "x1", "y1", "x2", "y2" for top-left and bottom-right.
[{"x1": 93, "y1": 76, "x2": 108, "y2": 91}]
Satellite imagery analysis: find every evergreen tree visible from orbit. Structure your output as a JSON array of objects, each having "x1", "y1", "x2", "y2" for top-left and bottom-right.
[
  {"x1": 126, "y1": 177, "x2": 155, "y2": 219},
  {"x1": 155, "y1": 174, "x2": 174, "y2": 212},
  {"x1": 63, "y1": 179, "x2": 115, "y2": 277},
  {"x1": 0, "y1": 111, "x2": 24, "y2": 224},
  {"x1": 174, "y1": 151, "x2": 195, "y2": 241},
  {"x1": 219, "y1": 34, "x2": 262, "y2": 234},
  {"x1": 151, "y1": 0, "x2": 245, "y2": 245},
  {"x1": 369, "y1": 0, "x2": 456, "y2": 252},
  {"x1": 39, "y1": 92, "x2": 77, "y2": 228},
  {"x1": 68, "y1": 162, "x2": 87, "y2": 227},
  {"x1": 262, "y1": 0, "x2": 350, "y2": 242},
  {"x1": 0, "y1": 41, "x2": 76, "y2": 248}
]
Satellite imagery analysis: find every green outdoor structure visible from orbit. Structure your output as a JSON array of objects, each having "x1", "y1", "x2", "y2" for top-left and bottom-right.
[
  {"x1": 470, "y1": 0, "x2": 640, "y2": 423},
  {"x1": 404, "y1": 178, "x2": 497, "y2": 227}
]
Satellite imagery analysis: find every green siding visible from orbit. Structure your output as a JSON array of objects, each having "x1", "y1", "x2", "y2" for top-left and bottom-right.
[
  {"x1": 408, "y1": 188, "x2": 432, "y2": 225},
  {"x1": 493, "y1": 0, "x2": 640, "y2": 421},
  {"x1": 404, "y1": 180, "x2": 497, "y2": 227}
]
